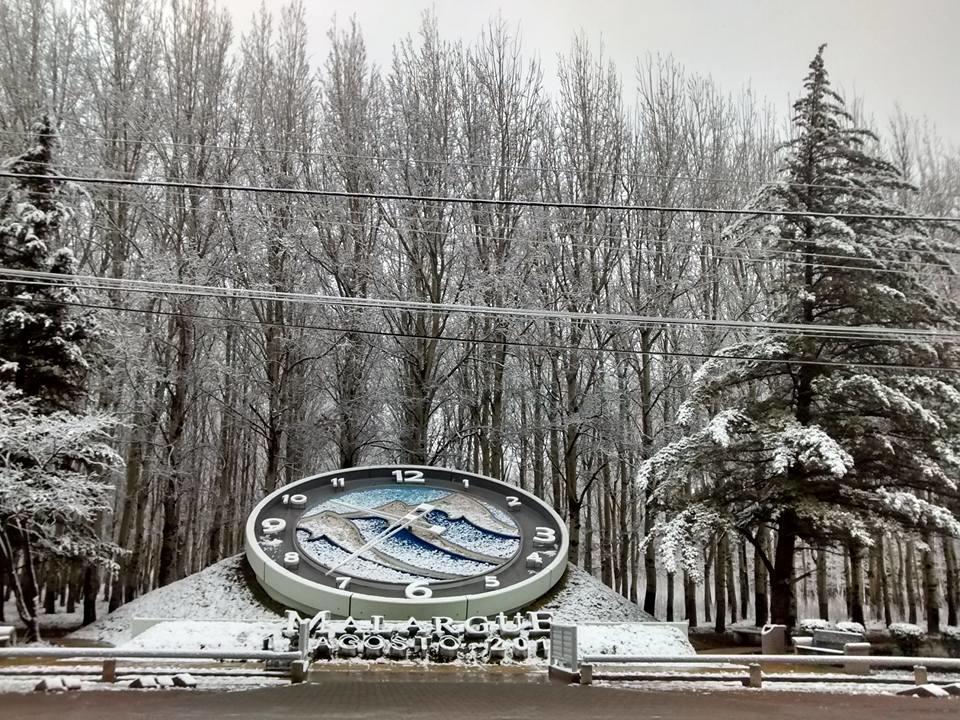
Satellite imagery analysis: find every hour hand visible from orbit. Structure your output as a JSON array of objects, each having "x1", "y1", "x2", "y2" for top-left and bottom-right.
[{"x1": 324, "y1": 503, "x2": 434, "y2": 576}]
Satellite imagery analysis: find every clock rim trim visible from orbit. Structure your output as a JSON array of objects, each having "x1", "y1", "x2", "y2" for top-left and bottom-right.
[{"x1": 244, "y1": 464, "x2": 569, "y2": 618}]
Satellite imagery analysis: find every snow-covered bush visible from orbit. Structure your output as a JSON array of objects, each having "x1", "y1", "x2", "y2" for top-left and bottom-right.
[
  {"x1": 942, "y1": 626, "x2": 960, "y2": 658},
  {"x1": 836, "y1": 621, "x2": 865, "y2": 635},
  {"x1": 798, "y1": 618, "x2": 834, "y2": 634},
  {"x1": 888, "y1": 623, "x2": 926, "y2": 655}
]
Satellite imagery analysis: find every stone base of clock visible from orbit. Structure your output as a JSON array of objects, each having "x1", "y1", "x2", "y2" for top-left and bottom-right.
[{"x1": 68, "y1": 554, "x2": 650, "y2": 648}]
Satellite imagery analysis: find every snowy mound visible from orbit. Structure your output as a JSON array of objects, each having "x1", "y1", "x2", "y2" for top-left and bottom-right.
[
  {"x1": 71, "y1": 556, "x2": 649, "y2": 647},
  {"x1": 70, "y1": 555, "x2": 284, "y2": 646},
  {"x1": 578, "y1": 623, "x2": 693, "y2": 657},
  {"x1": 530, "y1": 564, "x2": 653, "y2": 623},
  {"x1": 121, "y1": 620, "x2": 285, "y2": 653}
]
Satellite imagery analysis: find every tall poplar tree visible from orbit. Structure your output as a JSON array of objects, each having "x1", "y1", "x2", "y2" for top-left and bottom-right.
[{"x1": 640, "y1": 46, "x2": 960, "y2": 629}]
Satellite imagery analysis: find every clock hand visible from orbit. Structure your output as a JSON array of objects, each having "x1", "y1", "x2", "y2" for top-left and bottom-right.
[
  {"x1": 324, "y1": 503, "x2": 434, "y2": 576},
  {"x1": 327, "y1": 498, "x2": 442, "y2": 534}
]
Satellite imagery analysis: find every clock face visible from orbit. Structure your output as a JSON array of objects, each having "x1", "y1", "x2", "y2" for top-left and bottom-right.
[{"x1": 244, "y1": 465, "x2": 568, "y2": 619}]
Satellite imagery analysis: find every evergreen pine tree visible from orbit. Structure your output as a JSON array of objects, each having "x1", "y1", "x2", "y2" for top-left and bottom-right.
[
  {"x1": 641, "y1": 46, "x2": 960, "y2": 629},
  {"x1": 0, "y1": 114, "x2": 98, "y2": 411},
  {"x1": 0, "y1": 116, "x2": 119, "y2": 640}
]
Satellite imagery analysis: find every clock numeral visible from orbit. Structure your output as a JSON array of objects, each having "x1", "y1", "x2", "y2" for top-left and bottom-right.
[
  {"x1": 533, "y1": 526, "x2": 557, "y2": 548},
  {"x1": 283, "y1": 552, "x2": 300, "y2": 567},
  {"x1": 393, "y1": 469, "x2": 425, "y2": 484},
  {"x1": 282, "y1": 493, "x2": 307, "y2": 507},
  {"x1": 261, "y1": 517, "x2": 286, "y2": 535},
  {"x1": 336, "y1": 576, "x2": 351, "y2": 590},
  {"x1": 330, "y1": 477, "x2": 345, "y2": 489},
  {"x1": 485, "y1": 575, "x2": 500, "y2": 589},
  {"x1": 526, "y1": 551, "x2": 543, "y2": 569},
  {"x1": 405, "y1": 579, "x2": 432, "y2": 599},
  {"x1": 506, "y1": 496, "x2": 521, "y2": 511}
]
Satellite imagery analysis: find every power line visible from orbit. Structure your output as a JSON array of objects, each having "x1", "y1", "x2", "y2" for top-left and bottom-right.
[
  {"x1": 74, "y1": 192, "x2": 960, "y2": 275},
  {"x1": 4, "y1": 293, "x2": 958, "y2": 375},
  {"x1": 4, "y1": 268, "x2": 959, "y2": 345},
  {"x1": 2, "y1": 171, "x2": 957, "y2": 224}
]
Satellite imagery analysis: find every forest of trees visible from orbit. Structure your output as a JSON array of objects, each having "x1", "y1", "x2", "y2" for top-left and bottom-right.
[{"x1": 1, "y1": 0, "x2": 959, "y2": 640}]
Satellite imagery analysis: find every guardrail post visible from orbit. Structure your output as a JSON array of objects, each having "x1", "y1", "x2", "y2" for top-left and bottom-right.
[
  {"x1": 290, "y1": 660, "x2": 309, "y2": 683},
  {"x1": 101, "y1": 658, "x2": 117, "y2": 683},
  {"x1": 579, "y1": 662, "x2": 593, "y2": 685},
  {"x1": 742, "y1": 663, "x2": 762, "y2": 688},
  {"x1": 914, "y1": 665, "x2": 928, "y2": 685},
  {"x1": 298, "y1": 620, "x2": 310, "y2": 661}
]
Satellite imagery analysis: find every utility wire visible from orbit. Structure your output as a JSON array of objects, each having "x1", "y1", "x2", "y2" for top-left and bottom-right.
[
  {"x1": 74, "y1": 193, "x2": 960, "y2": 274},
  {"x1": 4, "y1": 268, "x2": 960, "y2": 344},
  {"x1": 1, "y1": 171, "x2": 957, "y2": 224},
  {"x1": 3, "y1": 293, "x2": 957, "y2": 374}
]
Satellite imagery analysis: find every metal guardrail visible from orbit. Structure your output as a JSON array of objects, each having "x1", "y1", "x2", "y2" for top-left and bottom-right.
[
  {"x1": 547, "y1": 620, "x2": 960, "y2": 686},
  {"x1": 0, "y1": 622, "x2": 313, "y2": 683},
  {"x1": 0, "y1": 647, "x2": 301, "y2": 661},
  {"x1": 568, "y1": 653, "x2": 960, "y2": 687},
  {"x1": 578, "y1": 654, "x2": 960, "y2": 669}
]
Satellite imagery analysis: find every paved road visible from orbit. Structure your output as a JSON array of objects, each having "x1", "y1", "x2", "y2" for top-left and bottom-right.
[{"x1": 2, "y1": 673, "x2": 958, "y2": 720}]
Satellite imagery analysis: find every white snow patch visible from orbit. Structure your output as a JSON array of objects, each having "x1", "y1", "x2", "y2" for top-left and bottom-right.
[
  {"x1": 578, "y1": 623, "x2": 694, "y2": 658},
  {"x1": 120, "y1": 620, "x2": 285, "y2": 653},
  {"x1": 69, "y1": 556, "x2": 283, "y2": 646},
  {"x1": 531, "y1": 564, "x2": 653, "y2": 623}
]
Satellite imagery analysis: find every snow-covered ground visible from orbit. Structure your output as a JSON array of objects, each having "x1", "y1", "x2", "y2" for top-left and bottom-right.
[
  {"x1": 68, "y1": 557, "x2": 648, "y2": 647},
  {"x1": 0, "y1": 668, "x2": 290, "y2": 694},
  {"x1": 1, "y1": 599, "x2": 110, "y2": 638},
  {"x1": 578, "y1": 623, "x2": 694, "y2": 657},
  {"x1": 70, "y1": 556, "x2": 284, "y2": 646},
  {"x1": 120, "y1": 620, "x2": 286, "y2": 653},
  {"x1": 530, "y1": 564, "x2": 654, "y2": 623}
]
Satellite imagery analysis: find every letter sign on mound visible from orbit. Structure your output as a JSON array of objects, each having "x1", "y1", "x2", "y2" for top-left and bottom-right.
[{"x1": 245, "y1": 465, "x2": 569, "y2": 619}]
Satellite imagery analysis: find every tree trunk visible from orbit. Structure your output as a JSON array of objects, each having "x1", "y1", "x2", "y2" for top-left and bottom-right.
[
  {"x1": 770, "y1": 509, "x2": 797, "y2": 628},
  {"x1": 816, "y1": 548, "x2": 829, "y2": 620},
  {"x1": 640, "y1": 329, "x2": 656, "y2": 615},
  {"x1": 82, "y1": 563, "x2": 98, "y2": 626},
  {"x1": 684, "y1": 571, "x2": 697, "y2": 627},
  {"x1": 703, "y1": 544, "x2": 713, "y2": 624},
  {"x1": 879, "y1": 536, "x2": 892, "y2": 627},
  {"x1": 726, "y1": 542, "x2": 738, "y2": 624},
  {"x1": 906, "y1": 539, "x2": 918, "y2": 624},
  {"x1": 922, "y1": 532, "x2": 941, "y2": 634},
  {"x1": 714, "y1": 535, "x2": 727, "y2": 633},
  {"x1": 849, "y1": 543, "x2": 865, "y2": 625},
  {"x1": 738, "y1": 540, "x2": 750, "y2": 622},
  {"x1": 944, "y1": 538, "x2": 957, "y2": 627},
  {"x1": 665, "y1": 571, "x2": 675, "y2": 622},
  {"x1": 583, "y1": 498, "x2": 593, "y2": 575},
  {"x1": 754, "y1": 526, "x2": 769, "y2": 626}
]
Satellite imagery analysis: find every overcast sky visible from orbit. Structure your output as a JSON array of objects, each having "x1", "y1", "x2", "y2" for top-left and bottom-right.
[{"x1": 224, "y1": 0, "x2": 959, "y2": 145}]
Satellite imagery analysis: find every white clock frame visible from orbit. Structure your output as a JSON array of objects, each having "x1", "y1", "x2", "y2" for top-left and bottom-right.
[{"x1": 244, "y1": 465, "x2": 569, "y2": 619}]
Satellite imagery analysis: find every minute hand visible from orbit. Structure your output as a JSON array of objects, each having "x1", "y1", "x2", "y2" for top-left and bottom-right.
[{"x1": 324, "y1": 503, "x2": 434, "y2": 576}]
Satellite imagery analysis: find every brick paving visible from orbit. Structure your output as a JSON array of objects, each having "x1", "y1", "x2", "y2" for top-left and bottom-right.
[{"x1": 2, "y1": 671, "x2": 959, "y2": 720}]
